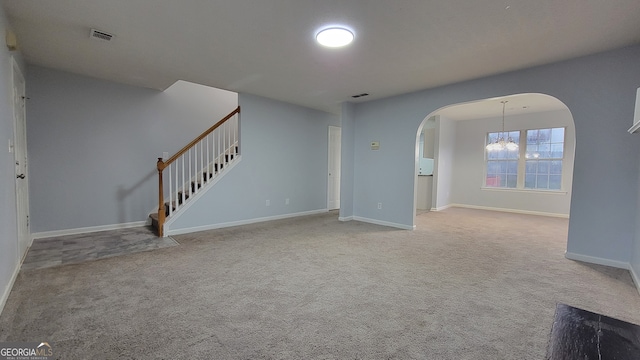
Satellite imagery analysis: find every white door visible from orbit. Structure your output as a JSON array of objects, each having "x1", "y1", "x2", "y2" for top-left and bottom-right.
[
  {"x1": 327, "y1": 126, "x2": 341, "y2": 210},
  {"x1": 12, "y1": 59, "x2": 30, "y2": 259}
]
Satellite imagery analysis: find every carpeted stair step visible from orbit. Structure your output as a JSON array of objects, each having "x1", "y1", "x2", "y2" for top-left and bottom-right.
[
  {"x1": 164, "y1": 201, "x2": 177, "y2": 216},
  {"x1": 202, "y1": 172, "x2": 213, "y2": 181},
  {"x1": 149, "y1": 212, "x2": 159, "y2": 230},
  {"x1": 177, "y1": 191, "x2": 191, "y2": 204},
  {"x1": 191, "y1": 180, "x2": 203, "y2": 193}
]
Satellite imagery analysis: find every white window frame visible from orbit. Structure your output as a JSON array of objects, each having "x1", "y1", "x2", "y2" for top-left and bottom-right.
[
  {"x1": 485, "y1": 130, "x2": 520, "y2": 189},
  {"x1": 483, "y1": 127, "x2": 567, "y2": 192}
]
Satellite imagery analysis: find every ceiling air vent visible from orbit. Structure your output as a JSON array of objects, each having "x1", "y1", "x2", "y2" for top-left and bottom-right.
[
  {"x1": 90, "y1": 29, "x2": 114, "y2": 42},
  {"x1": 351, "y1": 93, "x2": 369, "y2": 99}
]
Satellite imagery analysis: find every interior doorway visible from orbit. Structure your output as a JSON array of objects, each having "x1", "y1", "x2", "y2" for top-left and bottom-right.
[
  {"x1": 414, "y1": 93, "x2": 575, "y2": 224},
  {"x1": 12, "y1": 58, "x2": 30, "y2": 260},
  {"x1": 328, "y1": 126, "x2": 341, "y2": 210},
  {"x1": 416, "y1": 117, "x2": 436, "y2": 212}
]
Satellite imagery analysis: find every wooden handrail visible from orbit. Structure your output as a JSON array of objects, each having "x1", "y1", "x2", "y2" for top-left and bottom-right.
[{"x1": 157, "y1": 106, "x2": 240, "y2": 171}]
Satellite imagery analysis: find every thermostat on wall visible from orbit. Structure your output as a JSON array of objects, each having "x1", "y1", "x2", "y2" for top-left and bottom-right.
[{"x1": 371, "y1": 141, "x2": 380, "y2": 150}]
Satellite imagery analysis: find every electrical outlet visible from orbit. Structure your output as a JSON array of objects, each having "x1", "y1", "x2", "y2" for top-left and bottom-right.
[
  {"x1": 285, "y1": 198, "x2": 289, "y2": 205},
  {"x1": 266, "y1": 200, "x2": 270, "y2": 206},
  {"x1": 377, "y1": 202, "x2": 382, "y2": 209}
]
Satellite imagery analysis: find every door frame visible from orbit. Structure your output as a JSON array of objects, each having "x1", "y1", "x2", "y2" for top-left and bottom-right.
[
  {"x1": 12, "y1": 57, "x2": 30, "y2": 260},
  {"x1": 327, "y1": 126, "x2": 341, "y2": 210}
]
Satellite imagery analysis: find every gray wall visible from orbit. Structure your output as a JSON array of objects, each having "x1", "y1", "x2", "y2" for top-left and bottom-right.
[
  {"x1": 169, "y1": 93, "x2": 339, "y2": 232},
  {"x1": 339, "y1": 103, "x2": 355, "y2": 219},
  {"x1": 351, "y1": 96, "x2": 418, "y2": 226},
  {"x1": 451, "y1": 109, "x2": 575, "y2": 215},
  {"x1": 26, "y1": 67, "x2": 237, "y2": 233},
  {"x1": 433, "y1": 115, "x2": 456, "y2": 210},
  {"x1": 0, "y1": 7, "x2": 25, "y2": 311},
  {"x1": 633, "y1": 156, "x2": 640, "y2": 282},
  {"x1": 345, "y1": 45, "x2": 640, "y2": 266}
]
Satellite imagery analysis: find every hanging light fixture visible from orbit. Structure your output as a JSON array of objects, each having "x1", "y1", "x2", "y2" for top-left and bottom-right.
[{"x1": 486, "y1": 100, "x2": 519, "y2": 151}]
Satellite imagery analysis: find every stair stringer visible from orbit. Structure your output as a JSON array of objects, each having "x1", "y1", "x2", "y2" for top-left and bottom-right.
[{"x1": 163, "y1": 155, "x2": 242, "y2": 234}]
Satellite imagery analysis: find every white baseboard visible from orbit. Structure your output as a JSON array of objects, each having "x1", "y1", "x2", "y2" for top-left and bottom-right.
[
  {"x1": 338, "y1": 216, "x2": 353, "y2": 222},
  {"x1": 630, "y1": 263, "x2": 640, "y2": 296},
  {"x1": 430, "y1": 204, "x2": 452, "y2": 212},
  {"x1": 166, "y1": 209, "x2": 329, "y2": 236},
  {"x1": 32, "y1": 221, "x2": 147, "y2": 240},
  {"x1": 352, "y1": 216, "x2": 415, "y2": 230},
  {"x1": 0, "y1": 260, "x2": 20, "y2": 317},
  {"x1": 450, "y1": 203, "x2": 569, "y2": 218},
  {"x1": 565, "y1": 252, "x2": 640, "y2": 295},
  {"x1": 564, "y1": 251, "x2": 630, "y2": 270}
]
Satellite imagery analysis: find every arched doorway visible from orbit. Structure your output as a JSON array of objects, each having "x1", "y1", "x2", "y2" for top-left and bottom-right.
[{"x1": 414, "y1": 93, "x2": 576, "y2": 223}]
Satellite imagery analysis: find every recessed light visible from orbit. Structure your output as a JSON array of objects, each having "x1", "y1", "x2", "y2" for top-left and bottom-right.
[{"x1": 316, "y1": 27, "x2": 354, "y2": 48}]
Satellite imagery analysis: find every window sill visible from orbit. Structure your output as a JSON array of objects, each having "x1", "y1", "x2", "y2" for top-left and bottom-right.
[{"x1": 480, "y1": 187, "x2": 568, "y2": 195}]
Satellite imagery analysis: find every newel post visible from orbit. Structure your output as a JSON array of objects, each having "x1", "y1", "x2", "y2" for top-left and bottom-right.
[{"x1": 157, "y1": 158, "x2": 165, "y2": 237}]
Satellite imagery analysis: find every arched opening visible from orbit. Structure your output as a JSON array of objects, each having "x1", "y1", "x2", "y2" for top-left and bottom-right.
[{"x1": 413, "y1": 93, "x2": 576, "y2": 225}]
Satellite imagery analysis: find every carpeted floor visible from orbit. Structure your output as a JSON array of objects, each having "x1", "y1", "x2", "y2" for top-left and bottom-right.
[
  {"x1": 20, "y1": 226, "x2": 178, "y2": 271},
  {"x1": 1, "y1": 208, "x2": 639, "y2": 359}
]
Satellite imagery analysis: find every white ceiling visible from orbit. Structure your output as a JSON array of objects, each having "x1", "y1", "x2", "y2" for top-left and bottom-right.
[
  {"x1": 3, "y1": 0, "x2": 640, "y2": 114},
  {"x1": 435, "y1": 93, "x2": 568, "y2": 121}
]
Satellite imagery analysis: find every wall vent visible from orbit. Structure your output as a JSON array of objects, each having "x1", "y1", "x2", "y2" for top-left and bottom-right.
[
  {"x1": 90, "y1": 29, "x2": 114, "y2": 41},
  {"x1": 351, "y1": 93, "x2": 369, "y2": 99}
]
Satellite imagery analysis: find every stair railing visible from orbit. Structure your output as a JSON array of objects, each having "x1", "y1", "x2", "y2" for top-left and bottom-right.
[{"x1": 156, "y1": 106, "x2": 240, "y2": 236}]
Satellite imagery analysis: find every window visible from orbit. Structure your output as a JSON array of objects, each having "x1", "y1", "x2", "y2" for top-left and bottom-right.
[
  {"x1": 525, "y1": 128, "x2": 564, "y2": 190},
  {"x1": 486, "y1": 131, "x2": 519, "y2": 188},
  {"x1": 485, "y1": 127, "x2": 565, "y2": 191}
]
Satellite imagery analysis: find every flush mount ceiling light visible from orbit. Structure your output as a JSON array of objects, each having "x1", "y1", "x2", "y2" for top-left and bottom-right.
[{"x1": 316, "y1": 27, "x2": 354, "y2": 48}]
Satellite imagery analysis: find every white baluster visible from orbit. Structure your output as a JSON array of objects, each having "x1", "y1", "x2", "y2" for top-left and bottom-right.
[
  {"x1": 200, "y1": 138, "x2": 204, "y2": 183},
  {"x1": 232, "y1": 115, "x2": 237, "y2": 153},
  {"x1": 189, "y1": 148, "x2": 192, "y2": 196},
  {"x1": 220, "y1": 126, "x2": 224, "y2": 168},
  {"x1": 195, "y1": 142, "x2": 198, "y2": 186},
  {"x1": 222, "y1": 122, "x2": 226, "y2": 168},
  {"x1": 206, "y1": 135, "x2": 210, "y2": 181},
  {"x1": 214, "y1": 131, "x2": 217, "y2": 174},
  {"x1": 175, "y1": 158, "x2": 179, "y2": 211},
  {"x1": 181, "y1": 155, "x2": 185, "y2": 204},
  {"x1": 168, "y1": 164, "x2": 172, "y2": 216},
  {"x1": 226, "y1": 121, "x2": 229, "y2": 161},
  {"x1": 237, "y1": 111, "x2": 241, "y2": 155},
  {"x1": 194, "y1": 144, "x2": 199, "y2": 194},
  {"x1": 218, "y1": 126, "x2": 222, "y2": 171}
]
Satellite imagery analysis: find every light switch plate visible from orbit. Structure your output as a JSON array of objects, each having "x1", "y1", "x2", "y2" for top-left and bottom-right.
[{"x1": 371, "y1": 141, "x2": 380, "y2": 150}]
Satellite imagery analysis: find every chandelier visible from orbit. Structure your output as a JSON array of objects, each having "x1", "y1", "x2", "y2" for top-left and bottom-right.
[{"x1": 486, "y1": 100, "x2": 519, "y2": 151}]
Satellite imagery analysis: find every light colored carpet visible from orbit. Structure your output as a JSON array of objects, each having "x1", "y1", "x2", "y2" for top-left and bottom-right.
[
  {"x1": 1, "y1": 208, "x2": 639, "y2": 359},
  {"x1": 20, "y1": 226, "x2": 178, "y2": 271}
]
